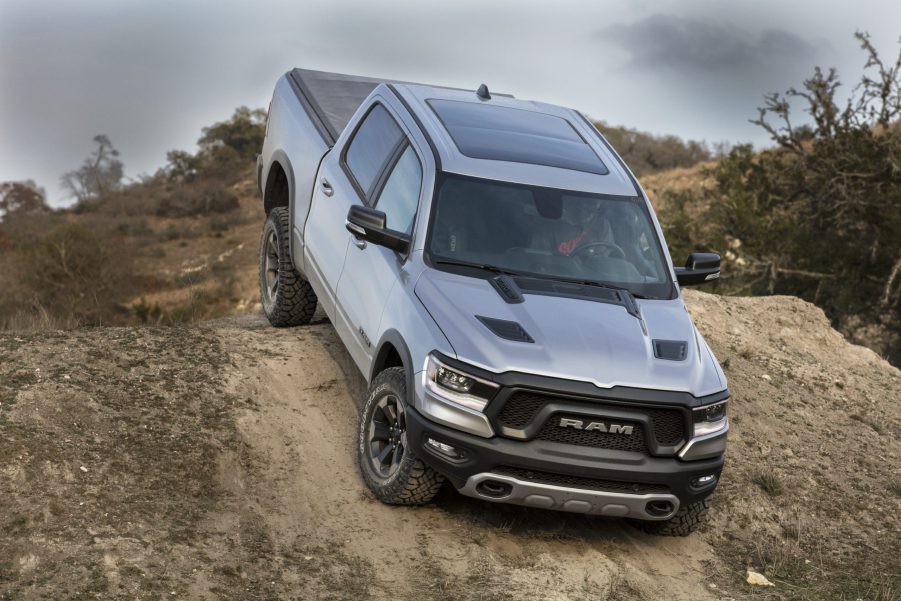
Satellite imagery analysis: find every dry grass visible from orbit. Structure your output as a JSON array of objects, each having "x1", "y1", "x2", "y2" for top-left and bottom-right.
[{"x1": 751, "y1": 471, "x2": 783, "y2": 497}]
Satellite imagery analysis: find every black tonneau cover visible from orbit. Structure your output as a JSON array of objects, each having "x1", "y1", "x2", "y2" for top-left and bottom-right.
[{"x1": 286, "y1": 68, "x2": 512, "y2": 146}]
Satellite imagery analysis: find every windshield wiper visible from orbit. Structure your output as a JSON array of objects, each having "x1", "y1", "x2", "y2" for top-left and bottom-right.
[
  {"x1": 433, "y1": 259, "x2": 523, "y2": 277},
  {"x1": 525, "y1": 272, "x2": 647, "y2": 299},
  {"x1": 522, "y1": 274, "x2": 646, "y2": 320},
  {"x1": 433, "y1": 259, "x2": 645, "y2": 321}
]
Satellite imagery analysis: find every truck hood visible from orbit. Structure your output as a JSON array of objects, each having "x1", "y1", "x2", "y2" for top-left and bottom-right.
[{"x1": 415, "y1": 269, "x2": 726, "y2": 397}]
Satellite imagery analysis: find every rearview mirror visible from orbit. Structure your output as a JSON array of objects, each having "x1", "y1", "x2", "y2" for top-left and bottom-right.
[
  {"x1": 675, "y1": 252, "x2": 720, "y2": 286},
  {"x1": 345, "y1": 205, "x2": 410, "y2": 254}
]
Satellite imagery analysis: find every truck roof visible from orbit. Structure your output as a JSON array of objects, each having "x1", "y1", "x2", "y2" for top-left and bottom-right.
[{"x1": 287, "y1": 68, "x2": 638, "y2": 197}]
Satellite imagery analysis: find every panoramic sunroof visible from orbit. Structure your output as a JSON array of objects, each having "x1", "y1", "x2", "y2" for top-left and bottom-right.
[{"x1": 427, "y1": 99, "x2": 608, "y2": 175}]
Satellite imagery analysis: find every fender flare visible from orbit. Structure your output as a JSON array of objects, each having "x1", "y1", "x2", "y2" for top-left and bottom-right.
[
  {"x1": 265, "y1": 150, "x2": 295, "y2": 256},
  {"x1": 371, "y1": 329, "x2": 416, "y2": 406}
]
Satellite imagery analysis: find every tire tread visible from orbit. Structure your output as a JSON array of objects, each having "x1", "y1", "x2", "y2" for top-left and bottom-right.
[
  {"x1": 260, "y1": 207, "x2": 317, "y2": 327},
  {"x1": 634, "y1": 498, "x2": 710, "y2": 536},
  {"x1": 358, "y1": 367, "x2": 444, "y2": 505}
]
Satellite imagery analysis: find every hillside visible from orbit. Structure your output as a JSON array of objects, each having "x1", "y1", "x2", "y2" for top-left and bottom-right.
[{"x1": 1, "y1": 289, "x2": 899, "y2": 600}]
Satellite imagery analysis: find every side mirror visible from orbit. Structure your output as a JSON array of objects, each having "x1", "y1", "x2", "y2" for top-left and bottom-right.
[
  {"x1": 675, "y1": 252, "x2": 720, "y2": 286},
  {"x1": 345, "y1": 205, "x2": 410, "y2": 254}
]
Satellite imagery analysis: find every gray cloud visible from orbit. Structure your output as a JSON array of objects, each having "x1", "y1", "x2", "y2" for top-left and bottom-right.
[
  {"x1": 597, "y1": 15, "x2": 820, "y2": 72},
  {"x1": 0, "y1": 1, "x2": 896, "y2": 206}
]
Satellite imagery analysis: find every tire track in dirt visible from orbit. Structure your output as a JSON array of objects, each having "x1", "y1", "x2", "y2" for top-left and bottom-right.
[{"x1": 208, "y1": 313, "x2": 719, "y2": 601}]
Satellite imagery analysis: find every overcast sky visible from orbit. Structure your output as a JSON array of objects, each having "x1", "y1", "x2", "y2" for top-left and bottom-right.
[{"x1": 1, "y1": 0, "x2": 899, "y2": 206}]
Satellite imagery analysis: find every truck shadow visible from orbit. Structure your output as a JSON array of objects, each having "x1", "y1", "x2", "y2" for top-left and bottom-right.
[{"x1": 428, "y1": 483, "x2": 646, "y2": 543}]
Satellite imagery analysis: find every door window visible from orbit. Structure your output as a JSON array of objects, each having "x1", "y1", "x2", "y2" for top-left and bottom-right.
[
  {"x1": 343, "y1": 104, "x2": 404, "y2": 198},
  {"x1": 374, "y1": 145, "x2": 422, "y2": 233}
]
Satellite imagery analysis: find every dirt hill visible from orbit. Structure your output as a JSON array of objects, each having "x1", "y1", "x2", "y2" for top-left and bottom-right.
[{"x1": 1, "y1": 288, "x2": 898, "y2": 600}]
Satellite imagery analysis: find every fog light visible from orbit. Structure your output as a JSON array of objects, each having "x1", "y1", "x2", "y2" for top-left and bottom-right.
[
  {"x1": 691, "y1": 474, "x2": 717, "y2": 487},
  {"x1": 426, "y1": 437, "x2": 465, "y2": 459}
]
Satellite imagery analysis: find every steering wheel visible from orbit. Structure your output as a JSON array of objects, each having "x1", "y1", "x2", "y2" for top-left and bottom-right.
[{"x1": 571, "y1": 242, "x2": 626, "y2": 260}]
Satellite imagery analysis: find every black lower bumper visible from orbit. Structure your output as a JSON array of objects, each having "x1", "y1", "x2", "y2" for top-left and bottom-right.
[{"x1": 406, "y1": 405, "x2": 723, "y2": 508}]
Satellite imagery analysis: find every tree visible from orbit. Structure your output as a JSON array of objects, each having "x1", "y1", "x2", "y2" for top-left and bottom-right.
[
  {"x1": 592, "y1": 122, "x2": 711, "y2": 175},
  {"x1": 164, "y1": 149, "x2": 200, "y2": 181},
  {"x1": 197, "y1": 106, "x2": 267, "y2": 162},
  {"x1": 0, "y1": 180, "x2": 49, "y2": 218},
  {"x1": 60, "y1": 134, "x2": 124, "y2": 203},
  {"x1": 663, "y1": 32, "x2": 901, "y2": 362}
]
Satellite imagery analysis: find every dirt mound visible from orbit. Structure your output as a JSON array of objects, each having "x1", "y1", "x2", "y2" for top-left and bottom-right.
[
  {"x1": 1, "y1": 292, "x2": 898, "y2": 600},
  {"x1": 685, "y1": 290, "x2": 900, "y2": 596}
]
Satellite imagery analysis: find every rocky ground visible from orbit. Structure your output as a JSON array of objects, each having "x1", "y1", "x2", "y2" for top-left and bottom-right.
[{"x1": 1, "y1": 291, "x2": 899, "y2": 600}]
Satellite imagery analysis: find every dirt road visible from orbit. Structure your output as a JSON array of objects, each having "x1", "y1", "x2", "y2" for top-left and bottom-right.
[
  {"x1": 2, "y1": 291, "x2": 899, "y2": 600},
  {"x1": 207, "y1": 313, "x2": 720, "y2": 601}
]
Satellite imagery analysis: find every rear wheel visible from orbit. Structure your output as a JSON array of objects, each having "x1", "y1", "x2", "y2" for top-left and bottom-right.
[
  {"x1": 259, "y1": 207, "x2": 317, "y2": 327},
  {"x1": 358, "y1": 367, "x2": 444, "y2": 504},
  {"x1": 631, "y1": 498, "x2": 710, "y2": 536}
]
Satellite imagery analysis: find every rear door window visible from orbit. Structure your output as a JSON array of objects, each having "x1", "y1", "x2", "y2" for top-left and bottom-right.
[{"x1": 343, "y1": 104, "x2": 404, "y2": 199}]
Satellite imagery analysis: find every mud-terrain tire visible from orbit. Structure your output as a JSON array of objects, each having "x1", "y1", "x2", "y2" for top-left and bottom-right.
[
  {"x1": 259, "y1": 207, "x2": 317, "y2": 327},
  {"x1": 632, "y1": 498, "x2": 710, "y2": 536},
  {"x1": 358, "y1": 367, "x2": 444, "y2": 504}
]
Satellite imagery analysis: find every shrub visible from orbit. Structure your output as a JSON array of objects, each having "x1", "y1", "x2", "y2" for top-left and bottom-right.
[
  {"x1": 156, "y1": 180, "x2": 239, "y2": 217},
  {"x1": 5, "y1": 222, "x2": 137, "y2": 326}
]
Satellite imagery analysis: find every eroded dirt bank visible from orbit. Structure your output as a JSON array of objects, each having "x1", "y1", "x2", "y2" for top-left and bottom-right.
[{"x1": 1, "y1": 291, "x2": 899, "y2": 600}]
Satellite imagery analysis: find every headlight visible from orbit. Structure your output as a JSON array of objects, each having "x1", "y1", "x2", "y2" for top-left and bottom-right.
[
  {"x1": 424, "y1": 354, "x2": 499, "y2": 412},
  {"x1": 692, "y1": 399, "x2": 728, "y2": 436}
]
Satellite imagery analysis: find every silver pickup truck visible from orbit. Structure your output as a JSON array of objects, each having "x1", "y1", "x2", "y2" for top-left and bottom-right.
[{"x1": 256, "y1": 69, "x2": 729, "y2": 535}]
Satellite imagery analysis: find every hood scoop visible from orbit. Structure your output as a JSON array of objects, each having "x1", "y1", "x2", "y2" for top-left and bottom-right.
[
  {"x1": 653, "y1": 340, "x2": 688, "y2": 361},
  {"x1": 476, "y1": 315, "x2": 535, "y2": 343}
]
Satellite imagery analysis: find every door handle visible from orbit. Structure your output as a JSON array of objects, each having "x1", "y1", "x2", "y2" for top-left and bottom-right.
[
  {"x1": 353, "y1": 239, "x2": 367, "y2": 250},
  {"x1": 320, "y1": 177, "x2": 334, "y2": 197}
]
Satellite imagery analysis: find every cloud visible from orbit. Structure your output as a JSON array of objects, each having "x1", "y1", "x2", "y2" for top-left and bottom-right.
[{"x1": 597, "y1": 15, "x2": 819, "y2": 72}]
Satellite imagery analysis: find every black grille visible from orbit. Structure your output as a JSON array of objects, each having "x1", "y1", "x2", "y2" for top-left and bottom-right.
[
  {"x1": 494, "y1": 466, "x2": 669, "y2": 494},
  {"x1": 535, "y1": 416, "x2": 648, "y2": 452},
  {"x1": 497, "y1": 393, "x2": 546, "y2": 428},
  {"x1": 643, "y1": 407, "x2": 685, "y2": 445},
  {"x1": 496, "y1": 391, "x2": 687, "y2": 447}
]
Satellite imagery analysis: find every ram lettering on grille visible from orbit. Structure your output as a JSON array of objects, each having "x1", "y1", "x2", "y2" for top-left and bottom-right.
[{"x1": 558, "y1": 417, "x2": 634, "y2": 435}]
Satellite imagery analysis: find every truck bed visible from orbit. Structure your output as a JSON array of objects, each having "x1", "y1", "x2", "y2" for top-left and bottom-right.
[
  {"x1": 286, "y1": 69, "x2": 405, "y2": 145},
  {"x1": 286, "y1": 68, "x2": 512, "y2": 145}
]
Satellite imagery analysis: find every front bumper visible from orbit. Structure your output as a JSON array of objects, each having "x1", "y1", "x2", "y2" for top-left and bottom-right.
[
  {"x1": 406, "y1": 405, "x2": 724, "y2": 520},
  {"x1": 459, "y1": 472, "x2": 682, "y2": 519}
]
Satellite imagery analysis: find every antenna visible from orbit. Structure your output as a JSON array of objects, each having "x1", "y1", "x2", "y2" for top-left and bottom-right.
[{"x1": 476, "y1": 84, "x2": 491, "y2": 101}]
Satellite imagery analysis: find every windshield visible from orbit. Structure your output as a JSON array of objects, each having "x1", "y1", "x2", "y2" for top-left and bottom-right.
[{"x1": 427, "y1": 173, "x2": 674, "y2": 299}]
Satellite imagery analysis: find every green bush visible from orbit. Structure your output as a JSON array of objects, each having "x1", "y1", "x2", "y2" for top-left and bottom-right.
[{"x1": 658, "y1": 32, "x2": 901, "y2": 363}]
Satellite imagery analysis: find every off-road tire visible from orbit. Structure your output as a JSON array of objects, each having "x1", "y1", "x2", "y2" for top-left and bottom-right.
[
  {"x1": 259, "y1": 207, "x2": 317, "y2": 327},
  {"x1": 632, "y1": 498, "x2": 710, "y2": 536},
  {"x1": 358, "y1": 367, "x2": 444, "y2": 504}
]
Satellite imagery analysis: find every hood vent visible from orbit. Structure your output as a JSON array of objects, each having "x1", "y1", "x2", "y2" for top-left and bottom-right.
[
  {"x1": 476, "y1": 316, "x2": 534, "y2": 343},
  {"x1": 489, "y1": 275, "x2": 524, "y2": 304},
  {"x1": 653, "y1": 340, "x2": 687, "y2": 361}
]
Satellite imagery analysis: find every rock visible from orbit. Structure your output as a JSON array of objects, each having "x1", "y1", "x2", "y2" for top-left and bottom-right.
[
  {"x1": 761, "y1": 374, "x2": 772, "y2": 382},
  {"x1": 746, "y1": 569, "x2": 775, "y2": 586}
]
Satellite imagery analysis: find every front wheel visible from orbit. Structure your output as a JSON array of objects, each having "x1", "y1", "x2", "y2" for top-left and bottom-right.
[
  {"x1": 358, "y1": 367, "x2": 444, "y2": 504},
  {"x1": 259, "y1": 207, "x2": 317, "y2": 327}
]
